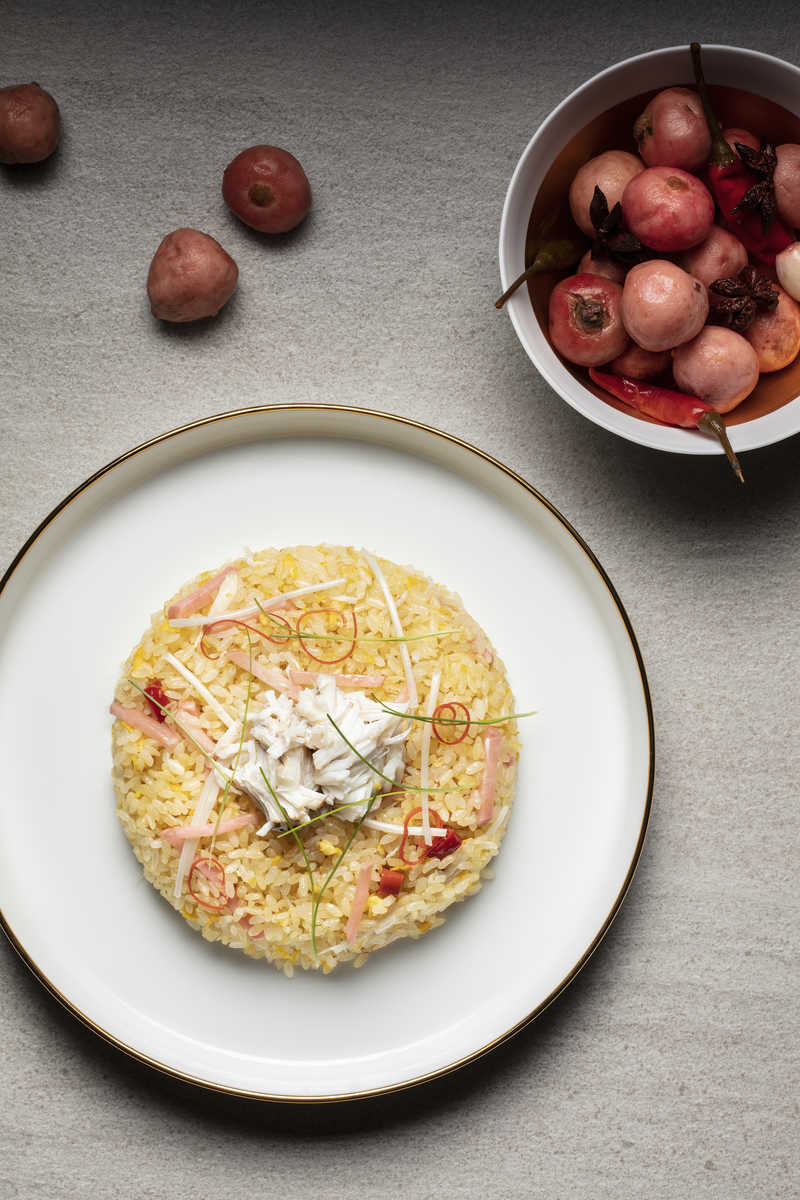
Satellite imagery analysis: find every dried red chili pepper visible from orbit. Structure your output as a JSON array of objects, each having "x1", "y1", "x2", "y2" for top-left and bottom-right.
[
  {"x1": 397, "y1": 806, "x2": 444, "y2": 865},
  {"x1": 295, "y1": 607, "x2": 357, "y2": 665},
  {"x1": 589, "y1": 368, "x2": 744, "y2": 483},
  {"x1": 397, "y1": 806, "x2": 462, "y2": 865},
  {"x1": 432, "y1": 701, "x2": 471, "y2": 745},
  {"x1": 422, "y1": 828, "x2": 463, "y2": 860},
  {"x1": 691, "y1": 43, "x2": 793, "y2": 265},
  {"x1": 377, "y1": 868, "x2": 404, "y2": 897},
  {"x1": 144, "y1": 679, "x2": 170, "y2": 722}
]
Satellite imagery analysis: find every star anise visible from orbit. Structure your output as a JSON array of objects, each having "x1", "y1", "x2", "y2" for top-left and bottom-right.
[
  {"x1": 589, "y1": 186, "x2": 646, "y2": 266},
  {"x1": 733, "y1": 142, "x2": 779, "y2": 233},
  {"x1": 709, "y1": 265, "x2": 779, "y2": 332}
]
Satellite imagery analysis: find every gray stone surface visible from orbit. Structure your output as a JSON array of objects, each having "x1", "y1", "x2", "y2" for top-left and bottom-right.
[{"x1": 1, "y1": 1, "x2": 798, "y2": 1196}]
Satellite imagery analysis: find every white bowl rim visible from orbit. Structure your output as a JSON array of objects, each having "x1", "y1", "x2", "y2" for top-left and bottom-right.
[{"x1": 498, "y1": 43, "x2": 800, "y2": 457}]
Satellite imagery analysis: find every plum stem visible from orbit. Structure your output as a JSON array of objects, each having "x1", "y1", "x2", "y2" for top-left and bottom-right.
[{"x1": 248, "y1": 182, "x2": 275, "y2": 207}]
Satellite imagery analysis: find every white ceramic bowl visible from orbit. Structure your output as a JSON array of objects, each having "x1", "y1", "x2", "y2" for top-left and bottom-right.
[{"x1": 498, "y1": 44, "x2": 800, "y2": 456}]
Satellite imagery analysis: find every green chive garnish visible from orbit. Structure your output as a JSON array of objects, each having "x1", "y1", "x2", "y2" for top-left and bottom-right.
[{"x1": 372, "y1": 696, "x2": 536, "y2": 727}]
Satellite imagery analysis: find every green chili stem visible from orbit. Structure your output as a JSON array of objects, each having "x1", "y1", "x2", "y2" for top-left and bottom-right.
[
  {"x1": 690, "y1": 42, "x2": 735, "y2": 167},
  {"x1": 698, "y1": 411, "x2": 744, "y2": 483},
  {"x1": 495, "y1": 240, "x2": 584, "y2": 309}
]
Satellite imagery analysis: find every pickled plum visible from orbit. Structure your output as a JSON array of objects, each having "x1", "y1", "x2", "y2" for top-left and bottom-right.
[
  {"x1": 775, "y1": 243, "x2": 800, "y2": 302},
  {"x1": 680, "y1": 226, "x2": 749, "y2": 289},
  {"x1": 568, "y1": 151, "x2": 643, "y2": 237},
  {"x1": 672, "y1": 327, "x2": 759, "y2": 413},
  {"x1": 721, "y1": 127, "x2": 760, "y2": 155},
  {"x1": 548, "y1": 273, "x2": 629, "y2": 366},
  {"x1": 147, "y1": 228, "x2": 238, "y2": 323},
  {"x1": 774, "y1": 144, "x2": 800, "y2": 229},
  {"x1": 0, "y1": 82, "x2": 60, "y2": 164},
  {"x1": 577, "y1": 249, "x2": 627, "y2": 284},
  {"x1": 222, "y1": 145, "x2": 311, "y2": 233},
  {"x1": 622, "y1": 167, "x2": 714, "y2": 252},
  {"x1": 621, "y1": 260, "x2": 708, "y2": 352},
  {"x1": 742, "y1": 285, "x2": 800, "y2": 372},
  {"x1": 633, "y1": 87, "x2": 711, "y2": 171},
  {"x1": 609, "y1": 345, "x2": 671, "y2": 379}
]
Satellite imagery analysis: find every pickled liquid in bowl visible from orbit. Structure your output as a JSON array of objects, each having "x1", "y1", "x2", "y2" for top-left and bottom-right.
[{"x1": 526, "y1": 86, "x2": 800, "y2": 426}]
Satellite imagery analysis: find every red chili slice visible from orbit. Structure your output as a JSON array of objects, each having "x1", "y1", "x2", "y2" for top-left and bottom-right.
[
  {"x1": 188, "y1": 854, "x2": 229, "y2": 912},
  {"x1": 397, "y1": 805, "x2": 445, "y2": 866},
  {"x1": 432, "y1": 701, "x2": 471, "y2": 744},
  {"x1": 200, "y1": 614, "x2": 294, "y2": 659},
  {"x1": 144, "y1": 679, "x2": 170, "y2": 722},
  {"x1": 296, "y1": 607, "x2": 357, "y2": 664}
]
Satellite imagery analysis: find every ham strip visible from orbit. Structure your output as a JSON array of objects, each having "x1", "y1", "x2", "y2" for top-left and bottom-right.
[
  {"x1": 167, "y1": 566, "x2": 236, "y2": 620},
  {"x1": 168, "y1": 578, "x2": 347, "y2": 628},
  {"x1": 345, "y1": 862, "x2": 374, "y2": 944},
  {"x1": 238, "y1": 912, "x2": 264, "y2": 940},
  {"x1": 226, "y1": 650, "x2": 300, "y2": 698},
  {"x1": 476, "y1": 727, "x2": 503, "y2": 824},
  {"x1": 288, "y1": 669, "x2": 386, "y2": 689},
  {"x1": 161, "y1": 813, "x2": 258, "y2": 848},
  {"x1": 171, "y1": 702, "x2": 217, "y2": 755},
  {"x1": 110, "y1": 702, "x2": 180, "y2": 748}
]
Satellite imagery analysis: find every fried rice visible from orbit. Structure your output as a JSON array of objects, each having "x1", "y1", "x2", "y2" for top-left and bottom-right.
[{"x1": 111, "y1": 545, "x2": 519, "y2": 976}]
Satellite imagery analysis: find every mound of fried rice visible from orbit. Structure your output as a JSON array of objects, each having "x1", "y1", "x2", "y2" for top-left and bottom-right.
[{"x1": 111, "y1": 546, "x2": 518, "y2": 975}]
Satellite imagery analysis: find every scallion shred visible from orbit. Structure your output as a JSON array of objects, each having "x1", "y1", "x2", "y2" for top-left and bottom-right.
[
  {"x1": 311, "y1": 794, "x2": 377, "y2": 962},
  {"x1": 372, "y1": 696, "x2": 536, "y2": 727},
  {"x1": 258, "y1": 767, "x2": 318, "y2": 953},
  {"x1": 209, "y1": 629, "x2": 254, "y2": 858}
]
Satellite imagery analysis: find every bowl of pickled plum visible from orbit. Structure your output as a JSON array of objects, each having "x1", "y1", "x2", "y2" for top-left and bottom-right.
[{"x1": 498, "y1": 43, "x2": 800, "y2": 471}]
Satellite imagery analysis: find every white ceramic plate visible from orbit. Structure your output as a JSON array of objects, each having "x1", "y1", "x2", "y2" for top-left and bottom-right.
[{"x1": 0, "y1": 406, "x2": 653, "y2": 1101}]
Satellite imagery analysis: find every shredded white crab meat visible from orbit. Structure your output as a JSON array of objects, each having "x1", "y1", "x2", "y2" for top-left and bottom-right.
[{"x1": 218, "y1": 674, "x2": 409, "y2": 834}]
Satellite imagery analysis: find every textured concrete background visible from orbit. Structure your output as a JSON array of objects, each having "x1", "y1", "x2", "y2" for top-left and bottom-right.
[{"x1": 2, "y1": 1, "x2": 798, "y2": 1197}]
